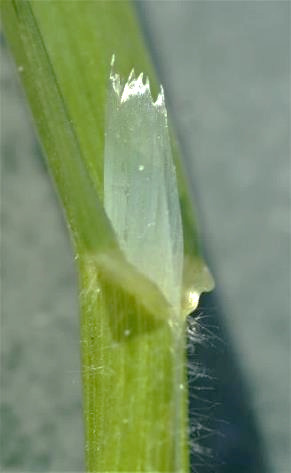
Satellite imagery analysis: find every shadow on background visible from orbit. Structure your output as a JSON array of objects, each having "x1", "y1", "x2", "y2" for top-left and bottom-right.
[{"x1": 187, "y1": 291, "x2": 269, "y2": 473}]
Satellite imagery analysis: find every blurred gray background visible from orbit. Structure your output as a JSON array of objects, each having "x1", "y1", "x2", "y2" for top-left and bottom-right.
[{"x1": 1, "y1": 1, "x2": 290, "y2": 472}]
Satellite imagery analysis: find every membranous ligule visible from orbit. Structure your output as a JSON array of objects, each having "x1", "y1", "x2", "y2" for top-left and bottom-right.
[{"x1": 103, "y1": 56, "x2": 214, "y2": 320}]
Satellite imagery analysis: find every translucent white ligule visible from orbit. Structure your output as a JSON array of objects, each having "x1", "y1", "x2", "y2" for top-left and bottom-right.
[{"x1": 104, "y1": 57, "x2": 183, "y2": 313}]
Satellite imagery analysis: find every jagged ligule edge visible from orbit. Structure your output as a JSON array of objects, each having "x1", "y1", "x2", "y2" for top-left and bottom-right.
[{"x1": 110, "y1": 53, "x2": 166, "y2": 113}]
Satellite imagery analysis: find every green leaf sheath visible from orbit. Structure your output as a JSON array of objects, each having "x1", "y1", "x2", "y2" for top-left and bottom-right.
[
  {"x1": 1, "y1": 1, "x2": 214, "y2": 471},
  {"x1": 79, "y1": 255, "x2": 189, "y2": 472}
]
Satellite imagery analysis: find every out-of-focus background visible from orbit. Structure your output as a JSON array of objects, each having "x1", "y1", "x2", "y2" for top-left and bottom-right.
[{"x1": 1, "y1": 1, "x2": 289, "y2": 472}]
